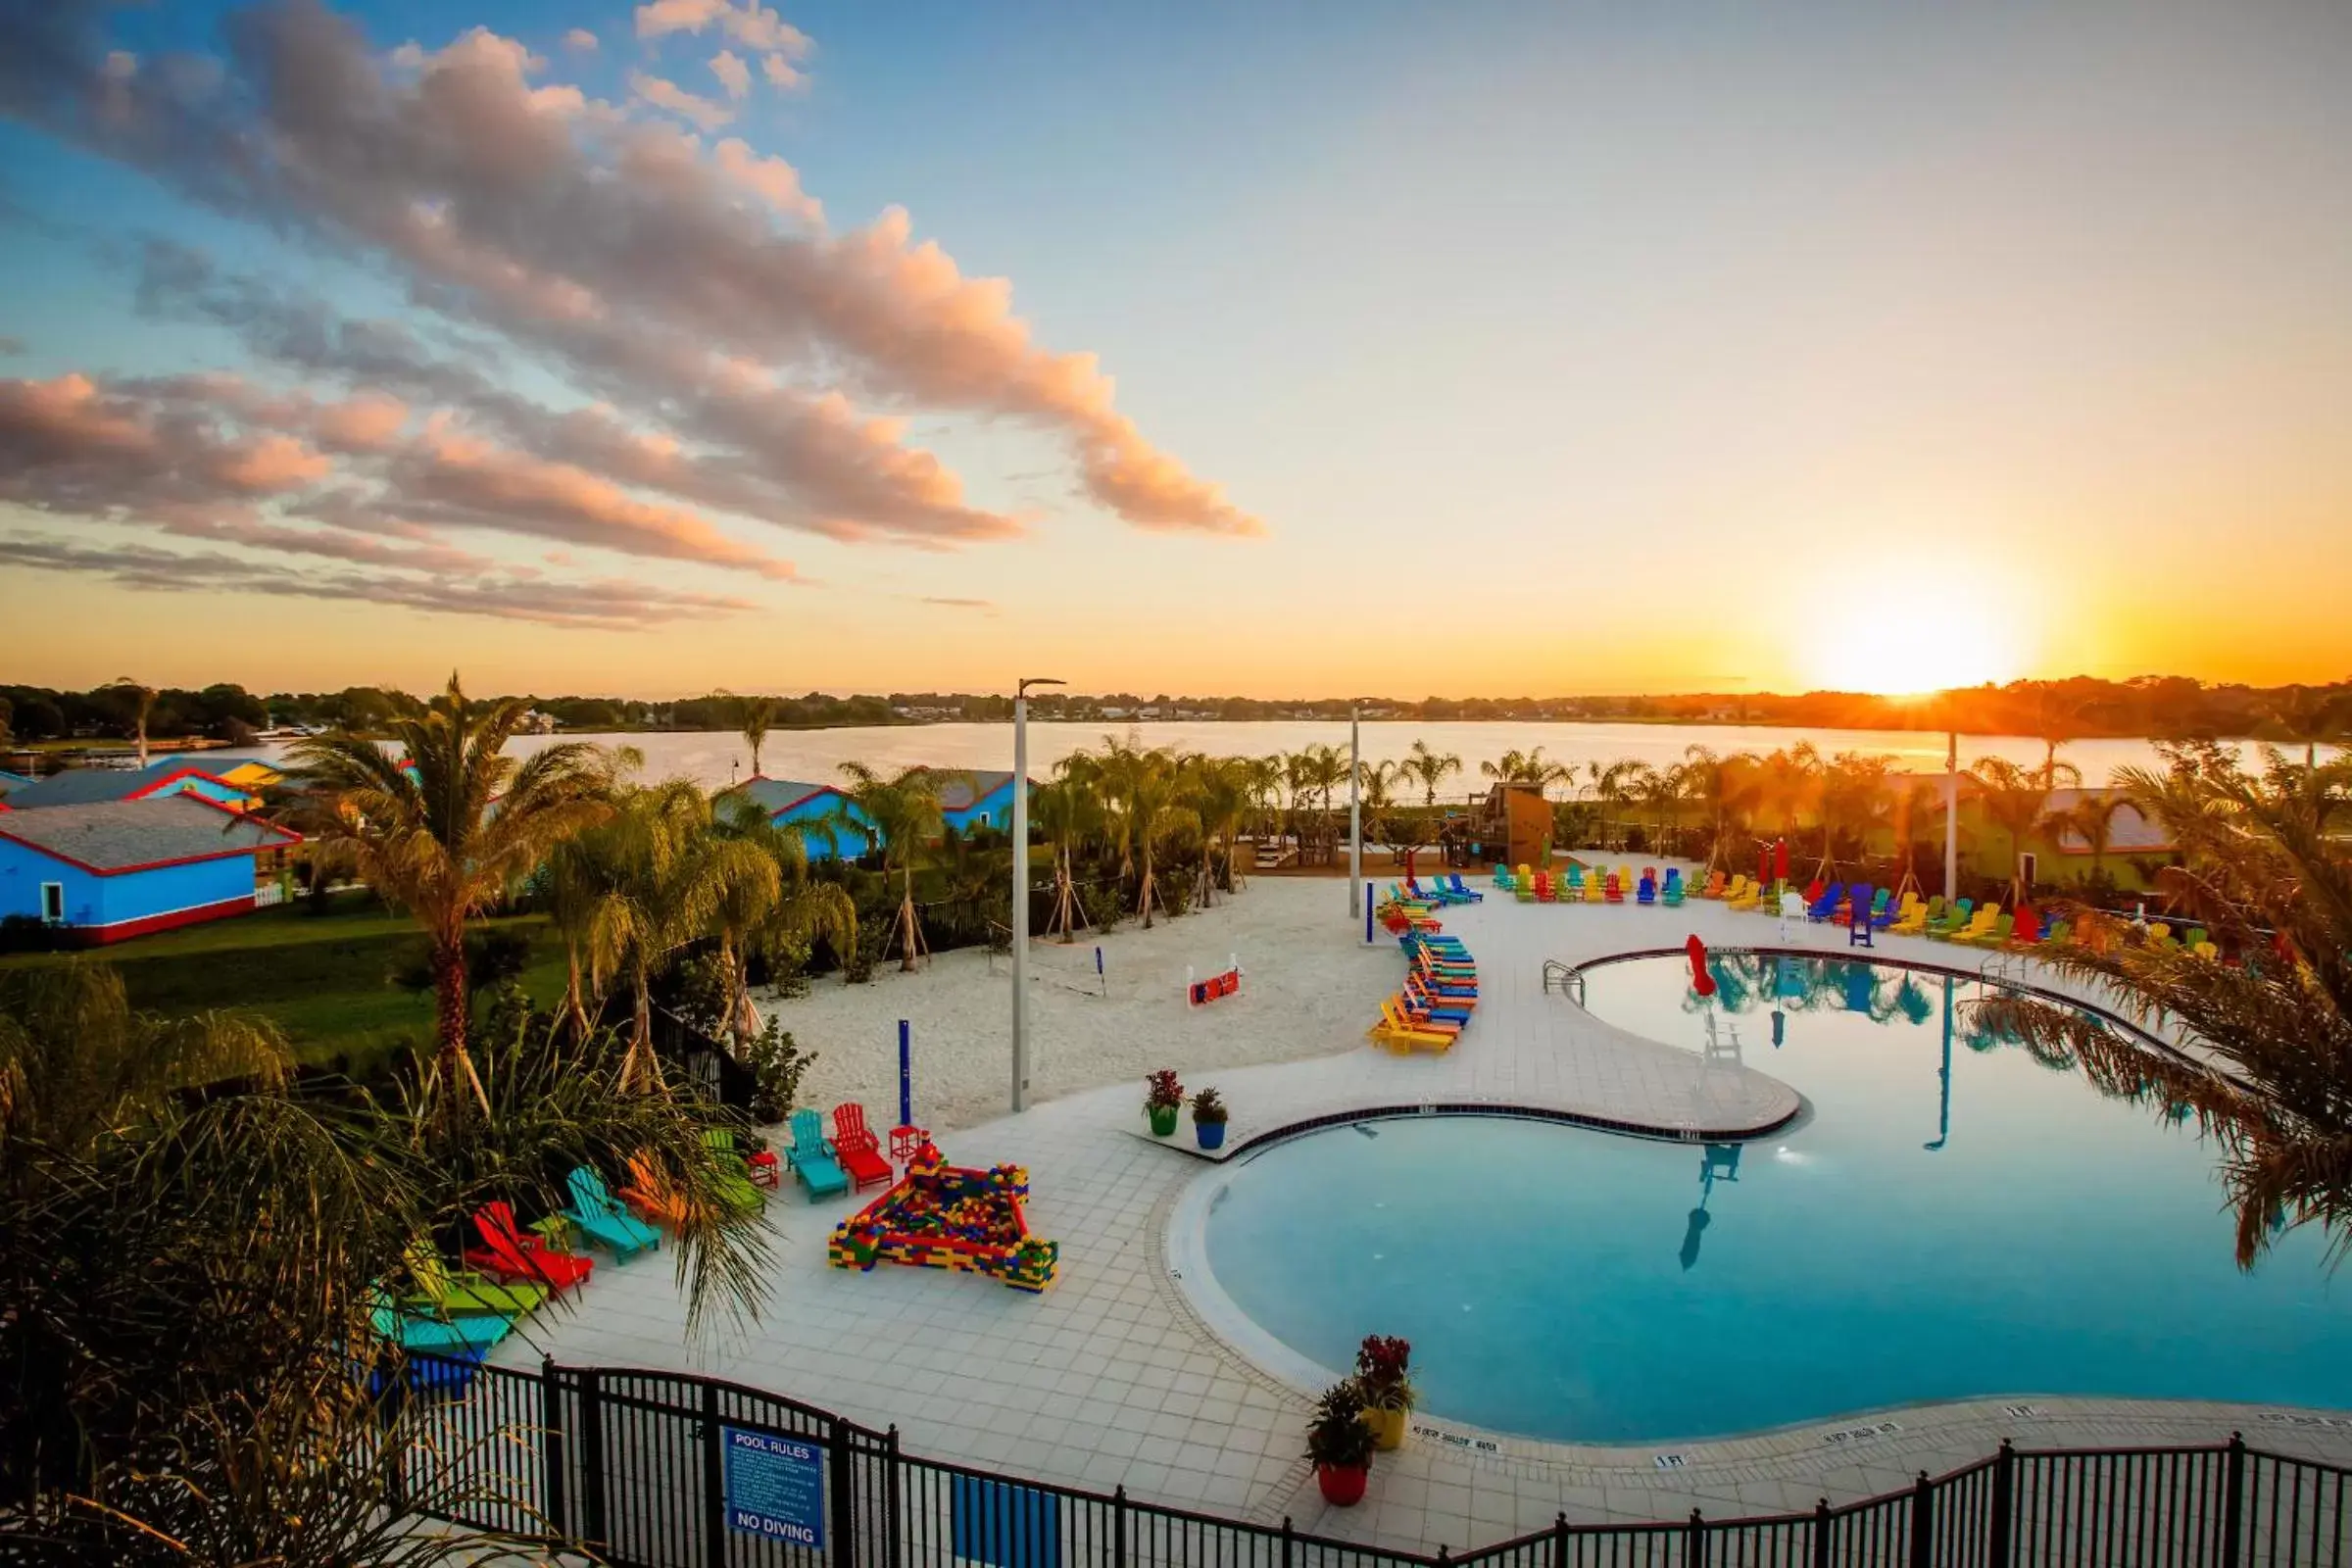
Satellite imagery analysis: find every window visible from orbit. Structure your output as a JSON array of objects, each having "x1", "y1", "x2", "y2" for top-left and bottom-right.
[
  {"x1": 2018, "y1": 851, "x2": 2038, "y2": 889},
  {"x1": 39, "y1": 882, "x2": 65, "y2": 924}
]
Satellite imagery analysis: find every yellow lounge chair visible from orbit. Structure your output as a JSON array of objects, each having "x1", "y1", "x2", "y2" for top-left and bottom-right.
[
  {"x1": 1369, "y1": 998, "x2": 1452, "y2": 1054},
  {"x1": 1949, "y1": 904, "x2": 2001, "y2": 944}
]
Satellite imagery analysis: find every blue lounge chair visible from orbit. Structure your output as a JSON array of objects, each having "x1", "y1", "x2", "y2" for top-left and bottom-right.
[
  {"x1": 786, "y1": 1107, "x2": 850, "y2": 1200},
  {"x1": 565, "y1": 1165, "x2": 662, "y2": 1260},
  {"x1": 1637, "y1": 869, "x2": 1657, "y2": 906},
  {"x1": 1807, "y1": 882, "x2": 1845, "y2": 922},
  {"x1": 1445, "y1": 873, "x2": 1484, "y2": 903}
]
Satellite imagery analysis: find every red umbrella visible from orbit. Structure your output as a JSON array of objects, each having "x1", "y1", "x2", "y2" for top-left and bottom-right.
[
  {"x1": 1757, "y1": 846, "x2": 1771, "y2": 889},
  {"x1": 1774, "y1": 838, "x2": 1789, "y2": 886}
]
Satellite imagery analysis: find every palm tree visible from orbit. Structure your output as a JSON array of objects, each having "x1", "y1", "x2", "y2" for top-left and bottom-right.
[
  {"x1": 1973, "y1": 750, "x2": 2352, "y2": 1269},
  {"x1": 1584, "y1": 758, "x2": 1647, "y2": 850},
  {"x1": 1681, "y1": 747, "x2": 1760, "y2": 871},
  {"x1": 1402, "y1": 739, "x2": 1463, "y2": 806},
  {"x1": 288, "y1": 674, "x2": 612, "y2": 1118},
  {"x1": 1123, "y1": 752, "x2": 1197, "y2": 928},
  {"x1": 710, "y1": 797, "x2": 856, "y2": 1053},
  {"x1": 1294, "y1": 743, "x2": 1348, "y2": 863},
  {"x1": 1031, "y1": 775, "x2": 1102, "y2": 939},
  {"x1": 2023, "y1": 688, "x2": 2089, "y2": 788},
  {"x1": 104, "y1": 675, "x2": 157, "y2": 767},
  {"x1": 734, "y1": 693, "x2": 778, "y2": 777},
  {"x1": 836, "y1": 762, "x2": 952, "y2": 970},
  {"x1": 1182, "y1": 754, "x2": 1251, "y2": 905},
  {"x1": 1756, "y1": 743, "x2": 1823, "y2": 845},
  {"x1": 1972, "y1": 756, "x2": 2067, "y2": 901},
  {"x1": 2044, "y1": 792, "x2": 2127, "y2": 883},
  {"x1": 2259, "y1": 684, "x2": 2352, "y2": 769},
  {"x1": 1485, "y1": 748, "x2": 1569, "y2": 790}
]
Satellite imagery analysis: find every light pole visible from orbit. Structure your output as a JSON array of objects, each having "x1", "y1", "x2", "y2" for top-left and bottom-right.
[
  {"x1": 1943, "y1": 724, "x2": 1959, "y2": 900},
  {"x1": 1011, "y1": 676, "x2": 1062, "y2": 1113},
  {"x1": 1348, "y1": 705, "x2": 1362, "y2": 918}
]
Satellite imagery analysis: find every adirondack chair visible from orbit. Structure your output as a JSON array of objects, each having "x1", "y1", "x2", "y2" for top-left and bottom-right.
[
  {"x1": 1445, "y1": 874, "x2": 1483, "y2": 903},
  {"x1": 1927, "y1": 898, "x2": 1974, "y2": 938},
  {"x1": 2007, "y1": 907, "x2": 2042, "y2": 948},
  {"x1": 564, "y1": 1166, "x2": 661, "y2": 1259},
  {"x1": 1636, "y1": 869, "x2": 1657, "y2": 905},
  {"x1": 1368, "y1": 998, "x2": 1452, "y2": 1054},
  {"x1": 1807, "y1": 882, "x2": 1844, "y2": 922},
  {"x1": 786, "y1": 1107, "x2": 850, "y2": 1200},
  {"x1": 621, "y1": 1152, "x2": 692, "y2": 1229},
  {"x1": 830, "y1": 1103, "x2": 896, "y2": 1192},
  {"x1": 1533, "y1": 869, "x2": 1554, "y2": 903},
  {"x1": 464, "y1": 1200, "x2": 594, "y2": 1293},
  {"x1": 403, "y1": 1241, "x2": 546, "y2": 1318},
  {"x1": 1514, "y1": 865, "x2": 1537, "y2": 903},
  {"x1": 1493, "y1": 864, "x2": 1515, "y2": 891},
  {"x1": 1584, "y1": 865, "x2": 1605, "y2": 903},
  {"x1": 1662, "y1": 869, "x2": 1685, "y2": 906},
  {"x1": 368, "y1": 1289, "x2": 513, "y2": 1355},
  {"x1": 701, "y1": 1129, "x2": 769, "y2": 1216},
  {"x1": 1603, "y1": 871, "x2": 1625, "y2": 904}
]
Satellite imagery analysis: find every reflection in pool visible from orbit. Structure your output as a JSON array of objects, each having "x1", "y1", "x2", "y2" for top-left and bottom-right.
[{"x1": 1194, "y1": 956, "x2": 2350, "y2": 1444}]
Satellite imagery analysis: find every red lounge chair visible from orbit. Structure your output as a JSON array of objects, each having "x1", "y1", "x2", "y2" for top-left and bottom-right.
[
  {"x1": 464, "y1": 1201, "x2": 594, "y2": 1294},
  {"x1": 831, "y1": 1103, "x2": 896, "y2": 1192}
]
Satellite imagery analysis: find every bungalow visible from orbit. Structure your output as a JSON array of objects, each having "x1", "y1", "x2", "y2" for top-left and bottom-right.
[
  {"x1": 0, "y1": 795, "x2": 302, "y2": 943},
  {"x1": 719, "y1": 777, "x2": 872, "y2": 858},
  {"x1": 2, "y1": 758, "x2": 263, "y2": 811},
  {"x1": 156, "y1": 755, "x2": 283, "y2": 793},
  {"x1": 925, "y1": 769, "x2": 1028, "y2": 833},
  {"x1": 1860, "y1": 782, "x2": 2177, "y2": 893}
]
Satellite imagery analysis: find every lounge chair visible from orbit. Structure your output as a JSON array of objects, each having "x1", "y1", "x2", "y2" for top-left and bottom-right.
[
  {"x1": 1890, "y1": 897, "x2": 1930, "y2": 937},
  {"x1": 1807, "y1": 882, "x2": 1844, "y2": 922},
  {"x1": 701, "y1": 1129, "x2": 770, "y2": 1216},
  {"x1": 1662, "y1": 869, "x2": 1685, "y2": 906},
  {"x1": 1445, "y1": 874, "x2": 1484, "y2": 903},
  {"x1": 465, "y1": 1200, "x2": 594, "y2": 1293},
  {"x1": 1926, "y1": 898, "x2": 1974, "y2": 938},
  {"x1": 1514, "y1": 865, "x2": 1537, "y2": 903},
  {"x1": 564, "y1": 1166, "x2": 661, "y2": 1259},
  {"x1": 2007, "y1": 908, "x2": 2042, "y2": 948},
  {"x1": 402, "y1": 1242, "x2": 546, "y2": 1318},
  {"x1": 785, "y1": 1107, "x2": 850, "y2": 1201},
  {"x1": 1369, "y1": 999, "x2": 1453, "y2": 1054},
  {"x1": 619, "y1": 1152, "x2": 696, "y2": 1230},
  {"x1": 1701, "y1": 869, "x2": 1727, "y2": 899},
  {"x1": 1493, "y1": 864, "x2": 1515, "y2": 892},
  {"x1": 1946, "y1": 904, "x2": 2002, "y2": 944},
  {"x1": 1636, "y1": 869, "x2": 1657, "y2": 906},
  {"x1": 830, "y1": 1103, "x2": 896, "y2": 1192},
  {"x1": 1726, "y1": 876, "x2": 1761, "y2": 910},
  {"x1": 368, "y1": 1289, "x2": 513, "y2": 1355},
  {"x1": 1960, "y1": 910, "x2": 2014, "y2": 948},
  {"x1": 1603, "y1": 871, "x2": 1624, "y2": 905},
  {"x1": 1533, "y1": 869, "x2": 1553, "y2": 903}
]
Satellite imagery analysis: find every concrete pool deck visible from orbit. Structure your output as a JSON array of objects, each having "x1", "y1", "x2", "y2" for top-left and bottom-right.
[{"x1": 495, "y1": 875, "x2": 2352, "y2": 1556}]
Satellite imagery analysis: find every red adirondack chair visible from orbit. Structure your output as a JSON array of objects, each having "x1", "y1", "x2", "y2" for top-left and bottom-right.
[
  {"x1": 464, "y1": 1201, "x2": 594, "y2": 1293},
  {"x1": 831, "y1": 1103, "x2": 895, "y2": 1192}
]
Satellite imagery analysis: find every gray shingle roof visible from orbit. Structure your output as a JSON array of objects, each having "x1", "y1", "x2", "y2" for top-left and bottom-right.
[
  {"x1": 0, "y1": 795, "x2": 297, "y2": 872},
  {"x1": 0, "y1": 758, "x2": 238, "y2": 808},
  {"x1": 721, "y1": 777, "x2": 837, "y2": 814},
  {"x1": 921, "y1": 768, "x2": 1015, "y2": 810}
]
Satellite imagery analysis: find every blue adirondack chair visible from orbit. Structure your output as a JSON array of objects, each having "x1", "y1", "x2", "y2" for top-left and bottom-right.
[
  {"x1": 1807, "y1": 882, "x2": 1845, "y2": 921},
  {"x1": 565, "y1": 1166, "x2": 662, "y2": 1260},
  {"x1": 786, "y1": 1107, "x2": 850, "y2": 1200},
  {"x1": 1445, "y1": 874, "x2": 1484, "y2": 903}
]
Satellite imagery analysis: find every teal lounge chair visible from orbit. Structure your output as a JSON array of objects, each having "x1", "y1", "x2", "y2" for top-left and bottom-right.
[
  {"x1": 786, "y1": 1107, "x2": 850, "y2": 1201},
  {"x1": 565, "y1": 1165, "x2": 662, "y2": 1259},
  {"x1": 368, "y1": 1290, "x2": 513, "y2": 1354}
]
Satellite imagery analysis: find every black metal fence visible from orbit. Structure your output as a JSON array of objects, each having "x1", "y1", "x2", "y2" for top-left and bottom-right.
[{"x1": 384, "y1": 1356, "x2": 2349, "y2": 1567}]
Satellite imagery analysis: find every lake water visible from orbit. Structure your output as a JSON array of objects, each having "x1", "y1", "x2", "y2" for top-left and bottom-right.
[{"x1": 212, "y1": 722, "x2": 2244, "y2": 795}]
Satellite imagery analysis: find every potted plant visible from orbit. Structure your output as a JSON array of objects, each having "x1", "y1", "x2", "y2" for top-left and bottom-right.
[
  {"x1": 1144, "y1": 1069, "x2": 1183, "y2": 1137},
  {"x1": 1304, "y1": 1380, "x2": 1376, "y2": 1506},
  {"x1": 1353, "y1": 1335, "x2": 1415, "y2": 1450},
  {"x1": 1190, "y1": 1086, "x2": 1229, "y2": 1151}
]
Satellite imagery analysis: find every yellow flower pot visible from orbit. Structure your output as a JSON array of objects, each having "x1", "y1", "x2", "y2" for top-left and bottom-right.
[{"x1": 1360, "y1": 1404, "x2": 1408, "y2": 1451}]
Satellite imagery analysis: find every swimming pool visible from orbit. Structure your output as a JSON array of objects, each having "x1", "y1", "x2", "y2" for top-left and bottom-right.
[{"x1": 1186, "y1": 954, "x2": 2351, "y2": 1445}]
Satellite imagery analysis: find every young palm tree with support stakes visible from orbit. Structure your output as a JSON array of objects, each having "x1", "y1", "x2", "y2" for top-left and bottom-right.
[
  {"x1": 710, "y1": 796, "x2": 857, "y2": 1054},
  {"x1": 288, "y1": 674, "x2": 611, "y2": 1121},
  {"x1": 836, "y1": 761, "x2": 953, "y2": 970},
  {"x1": 1975, "y1": 746, "x2": 2352, "y2": 1270},
  {"x1": 1403, "y1": 739, "x2": 1463, "y2": 806},
  {"x1": 1973, "y1": 755, "x2": 2080, "y2": 901}
]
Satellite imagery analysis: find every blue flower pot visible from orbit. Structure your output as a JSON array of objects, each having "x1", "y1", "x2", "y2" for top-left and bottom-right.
[{"x1": 1196, "y1": 1121, "x2": 1227, "y2": 1152}]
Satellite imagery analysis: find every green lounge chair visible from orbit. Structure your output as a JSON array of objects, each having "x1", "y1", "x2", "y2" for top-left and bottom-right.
[
  {"x1": 403, "y1": 1243, "x2": 547, "y2": 1318},
  {"x1": 1927, "y1": 898, "x2": 1973, "y2": 938},
  {"x1": 703, "y1": 1128, "x2": 768, "y2": 1216},
  {"x1": 565, "y1": 1165, "x2": 662, "y2": 1259},
  {"x1": 368, "y1": 1289, "x2": 513, "y2": 1354},
  {"x1": 1960, "y1": 911, "x2": 2014, "y2": 948},
  {"x1": 785, "y1": 1107, "x2": 849, "y2": 1201}
]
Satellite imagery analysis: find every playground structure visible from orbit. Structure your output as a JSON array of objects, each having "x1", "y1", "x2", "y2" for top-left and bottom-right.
[
  {"x1": 828, "y1": 1150, "x2": 1059, "y2": 1294},
  {"x1": 1186, "y1": 956, "x2": 1243, "y2": 1005}
]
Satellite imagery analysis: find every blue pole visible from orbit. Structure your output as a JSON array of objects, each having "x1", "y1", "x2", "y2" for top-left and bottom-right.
[
  {"x1": 898, "y1": 1019, "x2": 911, "y2": 1127},
  {"x1": 1096, "y1": 944, "x2": 1104, "y2": 996},
  {"x1": 1364, "y1": 882, "x2": 1374, "y2": 944}
]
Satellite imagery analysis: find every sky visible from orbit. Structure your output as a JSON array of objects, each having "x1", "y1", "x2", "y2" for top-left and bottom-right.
[{"x1": 2, "y1": 0, "x2": 2349, "y2": 700}]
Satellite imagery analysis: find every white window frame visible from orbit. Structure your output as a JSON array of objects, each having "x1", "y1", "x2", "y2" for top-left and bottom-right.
[{"x1": 39, "y1": 881, "x2": 65, "y2": 924}]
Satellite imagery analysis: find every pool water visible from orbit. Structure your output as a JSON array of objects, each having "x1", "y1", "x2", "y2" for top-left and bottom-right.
[{"x1": 1196, "y1": 955, "x2": 2350, "y2": 1444}]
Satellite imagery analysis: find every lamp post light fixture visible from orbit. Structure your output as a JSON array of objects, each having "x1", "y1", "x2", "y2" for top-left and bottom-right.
[{"x1": 1011, "y1": 676, "x2": 1064, "y2": 1113}]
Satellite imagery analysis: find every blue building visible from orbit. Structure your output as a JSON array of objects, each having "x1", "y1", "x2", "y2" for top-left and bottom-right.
[
  {"x1": 927, "y1": 769, "x2": 1026, "y2": 833},
  {"x1": 720, "y1": 777, "x2": 872, "y2": 858},
  {"x1": 1, "y1": 758, "x2": 259, "y2": 811},
  {"x1": 0, "y1": 795, "x2": 302, "y2": 944}
]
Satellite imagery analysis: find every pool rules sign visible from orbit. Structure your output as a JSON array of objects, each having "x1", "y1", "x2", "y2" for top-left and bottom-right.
[{"x1": 722, "y1": 1427, "x2": 824, "y2": 1548}]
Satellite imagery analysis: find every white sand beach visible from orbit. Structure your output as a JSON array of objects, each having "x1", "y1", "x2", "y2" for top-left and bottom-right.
[{"x1": 760, "y1": 875, "x2": 1401, "y2": 1133}]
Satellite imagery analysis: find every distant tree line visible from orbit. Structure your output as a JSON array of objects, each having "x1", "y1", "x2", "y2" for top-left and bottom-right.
[{"x1": 5, "y1": 674, "x2": 2347, "y2": 747}]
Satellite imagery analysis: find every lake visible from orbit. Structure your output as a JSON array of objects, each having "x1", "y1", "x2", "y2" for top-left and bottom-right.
[{"x1": 214, "y1": 721, "x2": 2253, "y2": 795}]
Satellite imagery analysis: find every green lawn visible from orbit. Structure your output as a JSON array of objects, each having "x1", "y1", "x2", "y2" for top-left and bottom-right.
[{"x1": 2, "y1": 892, "x2": 566, "y2": 1077}]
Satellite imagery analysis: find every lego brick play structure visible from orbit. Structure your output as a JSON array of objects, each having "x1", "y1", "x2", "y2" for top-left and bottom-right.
[{"x1": 827, "y1": 1149, "x2": 1060, "y2": 1294}]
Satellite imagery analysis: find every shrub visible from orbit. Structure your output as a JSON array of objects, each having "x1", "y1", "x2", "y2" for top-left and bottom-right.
[
  {"x1": 1189, "y1": 1086, "x2": 1226, "y2": 1124},
  {"x1": 1144, "y1": 1068, "x2": 1184, "y2": 1113},
  {"x1": 744, "y1": 1020, "x2": 815, "y2": 1124},
  {"x1": 1354, "y1": 1335, "x2": 1416, "y2": 1412},
  {"x1": 1304, "y1": 1381, "x2": 1376, "y2": 1469}
]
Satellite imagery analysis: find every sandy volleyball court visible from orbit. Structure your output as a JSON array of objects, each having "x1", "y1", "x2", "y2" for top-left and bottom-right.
[{"x1": 760, "y1": 876, "x2": 1399, "y2": 1132}]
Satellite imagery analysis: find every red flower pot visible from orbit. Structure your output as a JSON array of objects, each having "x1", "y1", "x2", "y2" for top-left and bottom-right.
[{"x1": 1315, "y1": 1462, "x2": 1369, "y2": 1507}]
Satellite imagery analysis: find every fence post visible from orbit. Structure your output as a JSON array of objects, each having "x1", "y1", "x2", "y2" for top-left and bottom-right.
[
  {"x1": 1988, "y1": 1441, "x2": 2014, "y2": 1568},
  {"x1": 1282, "y1": 1514, "x2": 1296, "y2": 1568},
  {"x1": 702, "y1": 1381, "x2": 726, "y2": 1568},
  {"x1": 540, "y1": 1356, "x2": 567, "y2": 1539},
  {"x1": 1551, "y1": 1510, "x2": 1568, "y2": 1568},
  {"x1": 885, "y1": 1426, "x2": 904, "y2": 1568},
  {"x1": 1812, "y1": 1498, "x2": 1833, "y2": 1568},
  {"x1": 579, "y1": 1368, "x2": 607, "y2": 1551},
  {"x1": 2221, "y1": 1432, "x2": 2246, "y2": 1568},
  {"x1": 828, "y1": 1415, "x2": 858, "y2": 1567},
  {"x1": 1112, "y1": 1485, "x2": 1128, "y2": 1568},
  {"x1": 1908, "y1": 1472, "x2": 1933, "y2": 1568},
  {"x1": 1687, "y1": 1508, "x2": 1708, "y2": 1568}
]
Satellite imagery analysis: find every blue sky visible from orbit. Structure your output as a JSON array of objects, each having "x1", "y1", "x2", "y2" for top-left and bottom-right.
[{"x1": 4, "y1": 1, "x2": 2350, "y2": 698}]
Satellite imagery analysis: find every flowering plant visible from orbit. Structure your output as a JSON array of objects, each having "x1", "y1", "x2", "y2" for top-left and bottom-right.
[
  {"x1": 1144, "y1": 1069, "x2": 1185, "y2": 1113},
  {"x1": 1354, "y1": 1334, "x2": 1416, "y2": 1412}
]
